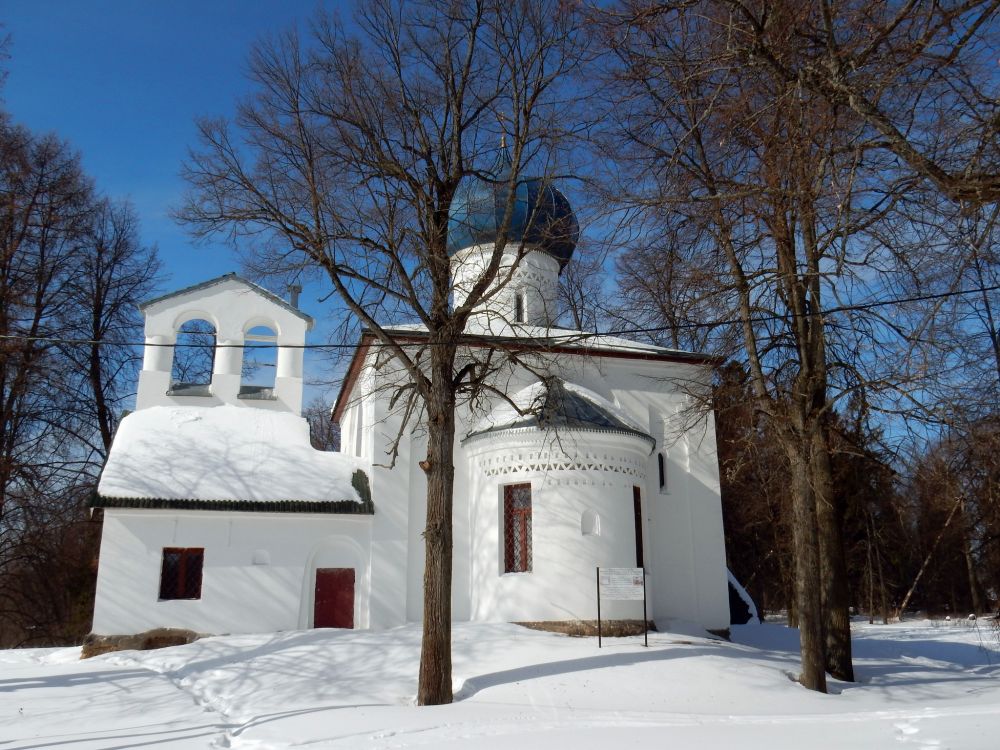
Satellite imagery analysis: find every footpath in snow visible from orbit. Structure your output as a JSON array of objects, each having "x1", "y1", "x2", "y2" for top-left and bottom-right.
[{"x1": 3, "y1": 618, "x2": 1000, "y2": 749}]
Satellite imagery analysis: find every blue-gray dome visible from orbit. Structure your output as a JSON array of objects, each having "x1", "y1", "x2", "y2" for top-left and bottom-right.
[{"x1": 447, "y1": 148, "x2": 579, "y2": 267}]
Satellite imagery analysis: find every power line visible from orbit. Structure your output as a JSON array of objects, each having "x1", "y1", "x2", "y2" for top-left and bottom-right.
[{"x1": 0, "y1": 282, "x2": 997, "y2": 351}]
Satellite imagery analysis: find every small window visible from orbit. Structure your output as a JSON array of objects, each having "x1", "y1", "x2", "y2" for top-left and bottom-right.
[
  {"x1": 658, "y1": 452, "x2": 667, "y2": 493},
  {"x1": 503, "y1": 483, "x2": 532, "y2": 573},
  {"x1": 581, "y1": 508, "x2": 601, "y2": 536},
  {"x1": 514, "y1": 290, "x2": 525, "y2": 323},
  {"x1": 159, "y1": 547, "x2": 204, "y2": 600},
  {"x1": 633, "y1": 487, "x2": 644, "y2": 568}
]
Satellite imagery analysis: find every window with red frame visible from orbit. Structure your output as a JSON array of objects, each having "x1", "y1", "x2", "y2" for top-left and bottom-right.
[
  {"x1": 503, "y1": 483, "x2": 532, "y2": 573},
  {"x1": 159, "y1": 547, "x2": 204, "y2": 600}
]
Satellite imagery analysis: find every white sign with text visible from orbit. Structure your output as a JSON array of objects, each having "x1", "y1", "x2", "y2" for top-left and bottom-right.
[{"x1": 598, "y1": 567, "x2": 645, "y2": 600}]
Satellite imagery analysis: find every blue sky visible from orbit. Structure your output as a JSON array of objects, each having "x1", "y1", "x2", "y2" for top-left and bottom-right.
[
  {"x1": 2, "y1": 0, "x2": 334, "y2": 289},
  {"x1": 2, "y1": 0, "x2": 346, "y2": 399}
]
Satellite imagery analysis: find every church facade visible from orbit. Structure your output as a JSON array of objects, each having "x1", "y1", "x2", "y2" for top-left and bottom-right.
[{"x1": 90, "y1": 158, "x2": 731, "y2": 638}]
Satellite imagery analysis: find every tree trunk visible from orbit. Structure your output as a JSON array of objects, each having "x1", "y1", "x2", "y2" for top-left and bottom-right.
[
  {"x1": 788, "y1": 447, "x2": 827, "y2": 693},
  {"x1": 811, "y1": 426, "x2": 855, "y2": 681},
  {"x1": 417, "y1": 345, "x2": 457, "y2": 706},
  {"x1": 959, "y1": 500, "x2": 985, "y2": 615},
  {"x1": 865, "y1": 515, "x2": 875, "y2": 625},
  {"x1": 895, "y1": 496, "x2": 962, "y2": 619}
]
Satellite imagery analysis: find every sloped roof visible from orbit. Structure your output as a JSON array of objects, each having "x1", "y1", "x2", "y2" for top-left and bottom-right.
[
  {"x1": 380, "y1": 323, "x2": 710, "y2": 359},
  {"x1": 97, "y1": 405, "x2": 368, "y2": 510},
  {"x1": 464, "y1": 379, "x2": 654, "y2": 446},
  {"x1": 332, "y1": 324, "x2": 714, "y2": 424},
  {"x1": 140, "y1": 273, "x2": 315, "y2": 329}
]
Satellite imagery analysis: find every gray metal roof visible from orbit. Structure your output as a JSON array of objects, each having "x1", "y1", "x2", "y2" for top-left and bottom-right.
[{"x1": 466, "y1": 378, "x2": 655, "y2": 445}]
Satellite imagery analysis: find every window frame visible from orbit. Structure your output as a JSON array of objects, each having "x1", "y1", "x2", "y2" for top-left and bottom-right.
[
  {"x1": 514, "y1": 289, "x2": 526, "y2": 323},
  {"x1": 633, "y1": 486, "x2": 644, "y2": 568},
  {"x1": 503, "y1": 483, "x2": 533, "y2": 574},
  {"x1": 158, "y1": 547, "x2": 204, "y2": 601}
]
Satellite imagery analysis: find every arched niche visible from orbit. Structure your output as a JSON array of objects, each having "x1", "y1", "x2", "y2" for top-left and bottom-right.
[{"x1": 581, "y1": 508, "x2": 601, "y2": 536}]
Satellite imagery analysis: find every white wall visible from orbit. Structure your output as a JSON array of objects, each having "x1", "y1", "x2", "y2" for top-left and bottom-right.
[
  {"x1": 450, "y1": 243, "x2": 560, "y2": 334},
  {"x1": 463, "y1": 430, "x2": 656, "y2": 623},
  {"x1": 348, "y1": 340, "x2": 731, "y2": 633},
  {"x1": 92, "y1": 509, "x2": 372, "y2": 636}
]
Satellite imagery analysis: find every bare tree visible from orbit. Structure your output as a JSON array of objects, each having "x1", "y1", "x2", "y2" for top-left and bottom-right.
[
  {"x1": 603, "y1": 0, "x2": 999, "y2": 689},
  {"x1": 178, "y1": 0, "x2": 585, "y2": 705},
  {"x1": 0, "y1": 112, "x2": 159, "y2": 646},
  {"x1": 718, "y1": 0, "x2": 1000, "y2": 205}
]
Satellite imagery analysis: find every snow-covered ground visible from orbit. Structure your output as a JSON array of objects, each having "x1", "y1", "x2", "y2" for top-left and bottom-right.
[{"x1": 3, "y1": 619, "x2": 999, "y2": 749}]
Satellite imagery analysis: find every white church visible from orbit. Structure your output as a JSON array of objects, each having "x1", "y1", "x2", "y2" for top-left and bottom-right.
[{"x1": 90, "y1": 156, "x2": 732, "y2": 639}]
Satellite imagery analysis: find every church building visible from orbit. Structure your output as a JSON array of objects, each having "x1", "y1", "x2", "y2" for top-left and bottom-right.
[{"x1": 90, "y1": 155, "x2": 731, "y2": 638}]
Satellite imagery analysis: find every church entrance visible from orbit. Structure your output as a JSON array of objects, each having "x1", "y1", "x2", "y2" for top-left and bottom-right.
[{"x1": 314, "y1": 568, "x2": 355, "y2": 628}]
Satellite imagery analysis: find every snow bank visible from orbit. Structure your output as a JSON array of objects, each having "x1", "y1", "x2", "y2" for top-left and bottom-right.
[
  {"x1": 6, "y1": 621, "x2": 1000, "y2": 749},
  {"x1": 98, "y1": 405, "x2": 363, "y2": 504}
]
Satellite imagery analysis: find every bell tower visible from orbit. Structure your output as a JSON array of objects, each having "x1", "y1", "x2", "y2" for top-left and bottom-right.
[{"x1": 135, "y1": 274, "x2": 314, "y2": 415}]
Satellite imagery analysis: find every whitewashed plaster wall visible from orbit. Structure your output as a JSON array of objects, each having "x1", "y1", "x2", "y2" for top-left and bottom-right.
[
  {"x1": 365, "y1": 361, "x2": 417, "y2": 630},
  {"x1": 136, "y1": 278, "x2": 310, "y2": 415},
  {"x1": 450, "y1": 243, "x2": 560, "y2": 334},
  {"x1": 601, "y1": 358, "x2": 730, "y2": 631},
  {"x1": 92, "y1": 509, "x2": 372, "y2": 635},
  {"x1": 342, "y1": 342, "x2": 730, "y2": 632},
  {"x1": 463, "y1": 430, "x2": 655, "y2": 623}
]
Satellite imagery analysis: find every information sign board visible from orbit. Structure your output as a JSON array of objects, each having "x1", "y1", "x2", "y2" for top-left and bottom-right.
[
  {"x1": 598, "y1": 567, "x2": 645, "y2": 600},
  {"x1": 595, "y1": 566, "x2": 647, "y2": 647}
]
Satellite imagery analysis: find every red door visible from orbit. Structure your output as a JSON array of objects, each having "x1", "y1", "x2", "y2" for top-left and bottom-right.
[{"x1": 314, "y1": 568, "x2": 355, "y2": 628}]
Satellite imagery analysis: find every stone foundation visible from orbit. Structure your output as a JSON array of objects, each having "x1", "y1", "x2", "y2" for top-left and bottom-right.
[{"x1": 81, "y1": 628, "x2": 201, "y2": 659}]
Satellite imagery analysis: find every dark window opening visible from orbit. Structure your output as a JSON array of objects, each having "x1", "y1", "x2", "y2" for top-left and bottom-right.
[
  {"x1": 657, "y1": 452, "x2": 667, "y2": 492},
  {"x1": 503, "y1": 483, "x2": 532, "y2": 573},
  {"x1": 514, "y1": 290, "x2": 525, "y2": 323},
  {"x1": 159, "y1": 547, "x2": 204, "y2": 600},
  {"x1": 633, "y1": 486, "x2": 644, "y2": 568}
]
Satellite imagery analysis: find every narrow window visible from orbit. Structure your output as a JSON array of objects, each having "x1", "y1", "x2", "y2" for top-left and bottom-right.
[
  {"x1": 514, "y1": 290, "x2": 525, "y2": 323},
  {"x1": 658, "y1": 452, "x2": 667, "y2": 493},
  {"x1": 503, "y1": 483, "x2": 532, "y2": 573},
  {"x1": 159, "y1": 547, "x2": 204, "y2": 600},
  {"x1": 633, "y1": 486, "x2": 644, "y2": 568}
]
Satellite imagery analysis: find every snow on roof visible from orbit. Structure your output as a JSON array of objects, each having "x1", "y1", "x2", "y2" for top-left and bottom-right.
[
  {"x1": 98, "y1": 406, "x2": 363, "y2": 505},
  {"x1": 465, "y1": 379, "x2": 653, "y2": 445}
]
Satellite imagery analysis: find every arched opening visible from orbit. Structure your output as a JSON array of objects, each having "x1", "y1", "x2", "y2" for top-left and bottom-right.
[
  {"x1": 581, "y1": 508, "x2": 601, "y2": 536},
  {"x1": 240, "y1": 323, "x2": 277, "y2": 400},
  {"x1": 169, "y1": 318, "x2": 216, "y2": 396}
]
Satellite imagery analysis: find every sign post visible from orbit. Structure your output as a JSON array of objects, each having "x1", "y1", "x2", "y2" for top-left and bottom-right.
[{"x1": 596, "y1": 566, "x2": 647, "y2": 647}]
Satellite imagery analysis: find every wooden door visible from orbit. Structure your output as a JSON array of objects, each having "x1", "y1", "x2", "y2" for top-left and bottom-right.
[{"x1": 314, "y1": 568, "x2": 355, "y2": 628}]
